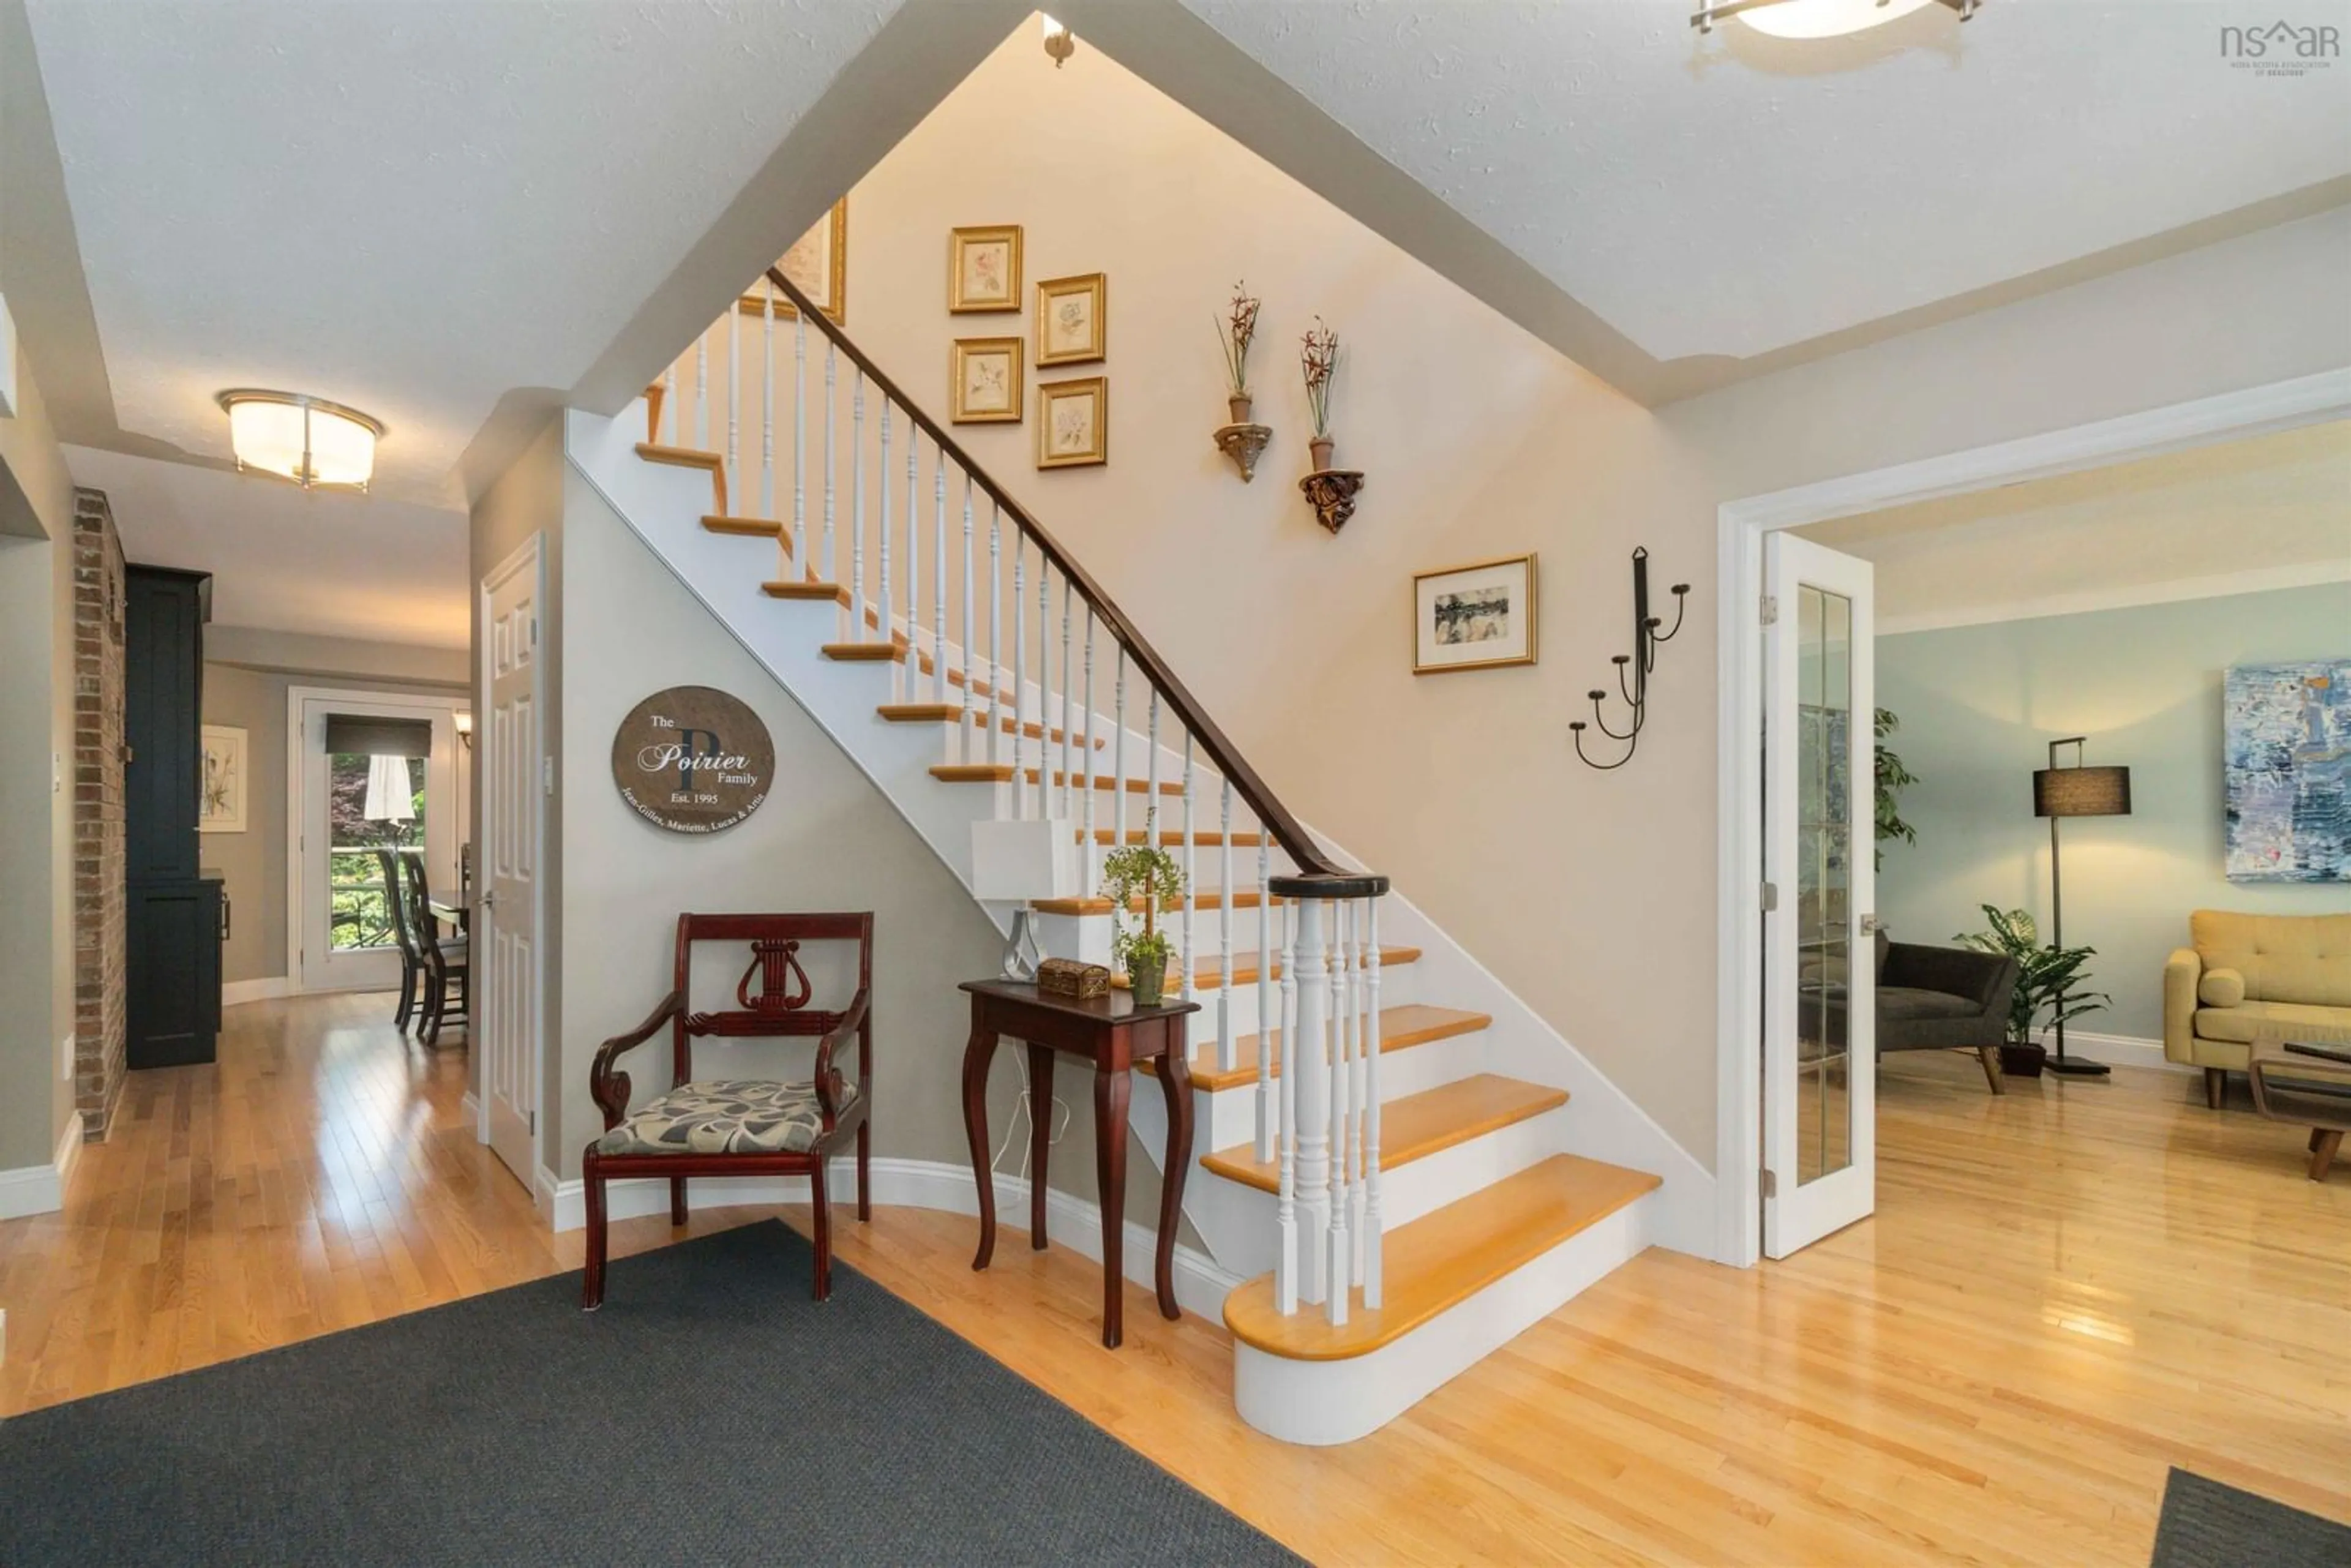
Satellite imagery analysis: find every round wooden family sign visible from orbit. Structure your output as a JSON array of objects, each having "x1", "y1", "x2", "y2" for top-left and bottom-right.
[{"x1": 610, "y1": 686, "x2": 774, "y2": 835}]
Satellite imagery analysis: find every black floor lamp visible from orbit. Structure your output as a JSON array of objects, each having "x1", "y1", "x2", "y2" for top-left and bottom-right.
[{"x1": 2033, "y1": 737, "x2": 2132, "y2": 1078}]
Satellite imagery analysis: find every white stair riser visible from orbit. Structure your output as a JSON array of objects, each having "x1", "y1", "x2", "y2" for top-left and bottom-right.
[
  {"x1": 1194, "y1": 1026, "x2": 1487, "y2": 1150},
  {"x1": 1232, "y1": 1198, "x2": 1650, "y2": 1446}
]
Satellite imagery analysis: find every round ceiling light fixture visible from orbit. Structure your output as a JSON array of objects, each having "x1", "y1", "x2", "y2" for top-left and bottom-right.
[
  {"x1": 1690, "y1": 0, "x2": 1979, "y2": 38},
  {"x1": 215, "y1": 389, "x2": 384, "y2": 492}
]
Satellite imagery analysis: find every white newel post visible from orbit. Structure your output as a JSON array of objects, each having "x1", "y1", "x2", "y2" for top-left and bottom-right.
[{"x1": 1291, "y1": 897, "x2": 1331, "y2": 1308}]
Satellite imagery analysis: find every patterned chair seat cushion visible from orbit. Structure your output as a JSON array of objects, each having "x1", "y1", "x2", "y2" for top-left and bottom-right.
[{"x1": 595, "y1": 1079, "x2": 853, "y2": 1158}]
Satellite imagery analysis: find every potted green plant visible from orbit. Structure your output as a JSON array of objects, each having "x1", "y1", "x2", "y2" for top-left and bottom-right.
[
  {"x1": 1874, "y1": 707, "x2": 1918, "y2": 869},
  {"x1": 1955, "y1": 905, "x2": 2110, "y2": 1076},
  {"x1": 1100, "y1": 811, "x2": 1186, "y2": 1007}
]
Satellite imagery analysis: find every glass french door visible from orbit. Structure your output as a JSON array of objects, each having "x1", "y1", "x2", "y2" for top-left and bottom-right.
[
  {"x1": 1763, "y1": 533, "x2": 1876, "y2": 1258},
  {"x1": 295, "y1": 696, "x2": 460, "y2": 994}
]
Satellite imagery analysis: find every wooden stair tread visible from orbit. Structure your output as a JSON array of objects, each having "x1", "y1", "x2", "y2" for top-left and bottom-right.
[
  {"x1": 1082, "y1": 828, "x2": 1264, "y2": 847},
  {"x1": 1139, "y1": 1003, "x2": 1490, "y2": 1092},
  {"x1": 1033, "y1": 890, "x2": 1280, "y2": 918},
  {"x1": 764, "y1": 580, "x2": 849, "y2": 603},
  {"x1": 702, "y1": 514, "x2": 782, "y2": 538},
  {"x1": 1223, "y1": 1154, "x2": 1661, "y2": 1360},
  {"x1": 636, "y1": 441, "x2": 722, "y2": 468},
  {"x1": 1115, "y1": 945, "x2": 1419, "y2": 994},
  {"x1": 876, "y1": 706, "x2": 1106, "y2": 748},
  {"x1": 1030, "y1": 770, "x2": 1185, "y2": 795},
  {"x1": 823, "y1": 642, "x2": 906, "y2": 662},
  {"x1": 1201, "y1": 1072, "x2": 1561, "y2": 1193}
]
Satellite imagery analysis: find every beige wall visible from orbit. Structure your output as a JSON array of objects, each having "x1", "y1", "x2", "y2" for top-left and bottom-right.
[
  {"x1": 0, "y1": 337, "x2": 78, "y2": 1171},
  {"x1": 757, "y1": 34, "x2": 2351, "y2": 1170},
  {"x1": 200, "y1": 661, "x2": 468, "y2": 986}
]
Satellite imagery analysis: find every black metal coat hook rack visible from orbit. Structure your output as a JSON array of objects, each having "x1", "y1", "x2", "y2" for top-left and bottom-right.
[{"x1": 1570, "y1": 547, "x2": 1690, "y2": 770}]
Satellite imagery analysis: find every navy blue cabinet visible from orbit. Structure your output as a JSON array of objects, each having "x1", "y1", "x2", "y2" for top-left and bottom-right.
[{"x1": 125, "y1": 566, "x2": 223, "y2": 1070}]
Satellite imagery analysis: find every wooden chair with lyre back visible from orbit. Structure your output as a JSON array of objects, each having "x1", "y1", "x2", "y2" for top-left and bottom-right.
[{"x1": 580, "y1": 912, "x2": 874, "y2": 1308}]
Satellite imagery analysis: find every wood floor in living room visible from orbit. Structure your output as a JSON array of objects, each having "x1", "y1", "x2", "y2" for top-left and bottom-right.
[{"x1": 1, "y1": 994, "x2": 2344, "y2": 1564}]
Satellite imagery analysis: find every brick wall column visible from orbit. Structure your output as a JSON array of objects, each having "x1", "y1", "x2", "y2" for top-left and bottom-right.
[{"x1": 71, "y1": 487, "x2": 127, "y2": 1140}]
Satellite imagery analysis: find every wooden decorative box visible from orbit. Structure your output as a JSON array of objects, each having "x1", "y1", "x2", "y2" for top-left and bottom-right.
[{"x1": 1037, "y1": 958, "x2": 1111, "y2": 999}]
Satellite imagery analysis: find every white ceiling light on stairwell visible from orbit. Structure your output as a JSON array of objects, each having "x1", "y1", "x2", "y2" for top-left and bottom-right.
[
  {"x1": 216, "y1": 389, "x2": 384, "y2": 492},
  {"x1": 1690, "y1": 0, "x2": 1980, "y2": 38}
]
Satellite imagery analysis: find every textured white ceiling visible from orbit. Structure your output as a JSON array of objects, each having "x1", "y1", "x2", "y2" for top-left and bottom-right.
[
  {"x1": 26, "y1": 0, "x2": 899, "y2": 504},
  {"x1": 1177, "y1": 0, "x2": 2351, "y2": 364},
  {"x1": 1799, "y1": 419, "x2": 2351, "y2": 628},
  {"x1": 73, "y1": 445, "x2": 472, "y2": 648}
]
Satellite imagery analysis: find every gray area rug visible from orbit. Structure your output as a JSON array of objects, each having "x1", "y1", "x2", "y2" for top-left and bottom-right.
[
  {"x1": 2150, "y1": 1469, "x2": 2351, "y2": 1568},
  {"x1": 0, "y1": 1220, "x2": 1303, "y2": 1567}
]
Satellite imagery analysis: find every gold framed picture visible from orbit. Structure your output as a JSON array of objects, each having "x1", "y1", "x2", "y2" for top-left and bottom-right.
[
  {"x1": 1413, "y1": 553, "x2": 1538, "y2": 674},
  {"x1": 1037, "y1": 377, "x2": 1108, "y2": 469},
  {"x1": 1035, "y1": 272, "x2": 1107, "y2": 366},
  {"x1": 737, "y1": 199, "x2": 847, "y2": 323},
  {"x1": 950, "y1": 337, "x2": 1024, "y2": 424},
  {"x1": 949, "y1": 225, "x2": 1023, "y2": 313}
]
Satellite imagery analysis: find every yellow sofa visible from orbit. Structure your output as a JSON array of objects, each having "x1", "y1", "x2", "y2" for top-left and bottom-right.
[{"x1": 2165, "y1": 910, "x2": 2351, "y2": 1107}]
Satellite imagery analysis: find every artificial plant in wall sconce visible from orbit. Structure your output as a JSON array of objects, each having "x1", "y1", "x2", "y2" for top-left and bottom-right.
[
  {"x1": 1569, "y1": 548, "x2": 1690, "y2": 769},
  {"x1": 1297, "y1": 319, "x2": 1365, "y2": 532},
  {"x1": 1212, "y1": 282, "x2": 1271, "y2": 481}
]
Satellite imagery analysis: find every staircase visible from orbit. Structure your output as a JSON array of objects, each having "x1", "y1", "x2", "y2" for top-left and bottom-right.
[{"x1": 572, "y1": 265, "x2": 1706, "y2": 1446}]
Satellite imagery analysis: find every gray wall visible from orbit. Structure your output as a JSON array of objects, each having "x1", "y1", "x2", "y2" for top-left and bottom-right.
[
  {"x1": 200, "y1": 660, "x2": 469, "y2": 986},
  {"x1": 1877, "y1": 583, "x2": 2351, "y2": 1041}
]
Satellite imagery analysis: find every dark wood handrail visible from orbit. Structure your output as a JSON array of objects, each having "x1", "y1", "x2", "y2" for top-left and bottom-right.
[{"x1": 763, "y1": 264, "x2": 1368, "y2": 889}]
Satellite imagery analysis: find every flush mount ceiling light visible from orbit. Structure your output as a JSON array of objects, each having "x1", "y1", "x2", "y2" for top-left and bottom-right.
[
  {"x1": 215, "y1": 389, "x2": 384, "y2": 492},
  {"x1": 1691, "y1": 0, "x2": 1979, "y2": 37}
]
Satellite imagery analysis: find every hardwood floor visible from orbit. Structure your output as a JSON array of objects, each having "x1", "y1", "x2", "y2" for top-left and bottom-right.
[{"x1": 4, "y1": 997, "x2": 2345, "y2": 1564}]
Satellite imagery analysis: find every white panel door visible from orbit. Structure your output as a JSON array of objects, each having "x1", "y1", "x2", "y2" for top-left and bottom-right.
[
  {"x1": 1763, "y1": 533, "x2": 1876, "y2": 1259},
  {"x1": 481, "y1": 539, "x2": 544, "y2": 1189}
]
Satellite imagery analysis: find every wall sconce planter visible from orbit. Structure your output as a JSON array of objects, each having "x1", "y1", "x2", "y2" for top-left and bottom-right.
[
  {"x1": 1569, "y1": 547, "x2": 1690, "y2": 770},
  {"x1": 1215, "y1": 414, "x2": 1272, "y2": 481},
  {"x1": 1300, "y1": 467, "x2": 1366, "y2": 533}
]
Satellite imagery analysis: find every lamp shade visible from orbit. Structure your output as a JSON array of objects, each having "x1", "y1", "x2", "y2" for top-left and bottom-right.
[{"x1": 2034, "y1": 765, "x2": 2132, "y2": 819}]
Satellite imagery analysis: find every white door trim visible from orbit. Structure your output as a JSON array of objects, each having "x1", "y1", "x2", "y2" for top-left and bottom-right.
[
  {"x1": 477, "y1": 531, "x2": 547, "y2": 1184},
  {"x1": 1712, "y1": 366, "x2": 2351, "y2": 1268},
  {"x1": 283, "y1": 684, "x2": 467, "y2": 996}
]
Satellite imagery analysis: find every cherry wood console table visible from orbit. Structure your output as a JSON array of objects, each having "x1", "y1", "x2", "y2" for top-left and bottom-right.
[{"x1": 959, "y1": 980, "x2": 1199, "y2": 1348}]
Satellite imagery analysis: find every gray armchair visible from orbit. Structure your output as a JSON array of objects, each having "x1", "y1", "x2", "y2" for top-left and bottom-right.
[{"x1": 1877, "y1": 937, "x2": 2020, "y2": 1095}]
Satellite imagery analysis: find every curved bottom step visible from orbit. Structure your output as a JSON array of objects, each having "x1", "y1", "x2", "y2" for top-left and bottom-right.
[{"x1": 1226, "y1": 1154, "x2": 1659, "y2": 1446}]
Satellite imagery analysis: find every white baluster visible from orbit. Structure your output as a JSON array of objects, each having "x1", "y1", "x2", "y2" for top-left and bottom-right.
[
  {"x1": 878, "y1": 400, "x2": 894, "y2": 676},
  {"x1": 932, "y1": 453, "x2": 948, "y2": 705},
  {"x1": 1112, "y1": 648, "x2": 1128, "y2": 851},
  {"x1": 1012, "y1": 538, "x2": 1027, "y2": 815},
  {"x1": 906, "y1": 424, "x2": 920, "y2": 692},
  {"x1": 1290, "y1": 897, "x2": 1328, "y2": 1307},
  {"x1": 1181, "y1": 730, "x2": 1194, "y2": 1004},
  {"x1": 1037, "y1": 560, "x2": 1050, "y2": 820},
  {"x1": 822, "y1": 342, "x2": 838, "y2": 585},
  {"x1": 662, "y1": 365, "x2": 677, "y2": 446},
  {"x1": 850, "y1": 369, "x2": 866, "y2": 640},
  {"x1": 694, "y1": 328, "x2": 709, "y2": 449},
  {"x1": 1059, "y1": 582, "x2": 1074, "y2": 818},
  {"x1": 1082, "y1": 611, "x2": 1098, "y2": 850},
  {"x1": 726, "y1": 302, "x2": 739, "y2": 515},
  {"x1": 987, "y1": 503, "x2": 1002, "y2": 768},
  {"x1": 960, "y1": 478, "x2": 975, "y2": 761},
  {"x1": 792, "y1": 317, "x2": 806, "y2": 574},
  {"x1": 1348, "y1": 901, "x2": 1368, "y2": 1283},
  {"x1": 760, "y1": 284, "x2": 776, "y2": 521},
  {"x1": 1327, "y1": 899, "x2": 1352, "y2": 1326},
  {"x1": 1219, "y1": 779, "x2": 1234, "y2": 1074},
  {"x1": 1255, "y1": 841, "x2": 1274, "y2": 1163},
  {"x1": 1364, "y1": 898, "x2": 1385, "y2": 1310}
]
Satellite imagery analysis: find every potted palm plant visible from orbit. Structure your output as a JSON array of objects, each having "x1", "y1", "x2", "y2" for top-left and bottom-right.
[
  {"x1": 1956, "y1": 906, "x2": 2110, "y2": 1077},
  {"x1": 1100, "y1": 811, "x2": 1186, "y2": 1006}
]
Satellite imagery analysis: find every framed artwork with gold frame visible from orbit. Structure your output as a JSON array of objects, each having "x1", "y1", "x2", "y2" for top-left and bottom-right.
[
  {"x1": 1035, "y1": 272, "x2": 1107, "y2": 366},
  {"x1": 950, "y1": 337, "x2": 1024, "y2": 424},
  {"x1": 949, "y1": 225, "x2": 1023, "y2": 313},
  {"x1": 737, "y1": 199, "x2": 847, "y2": 324},
  {"x1": 1037, "y1": 377, "x2": 1108, "y2": 469},
  {"x1": 1413, "y1": 553, "x2": 1538, "y2": 674}
]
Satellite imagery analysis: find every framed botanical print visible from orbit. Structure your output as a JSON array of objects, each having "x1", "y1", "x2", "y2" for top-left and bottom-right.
[
  {"x1": 738, "y1": 198, "x2": 847, "y2": 323},
  {"x1": 1035, "y1": 272, "x2": 1106, "y2": 366},
  {"x1": 949, "y1": 225, "x2": 1023, "y2": 313},
  {"x1": 1413, "y1": 554, "x2": 1538, "y2": 674},
  {"x1": 950, "y1": 337, "x2": 1024, "y2": 424},
  {"x1": 1037, "y1": 377, "x2": 1108, "y2": 469},
  {"x1": 199, "y1": 724, "x2": 247, "y2": 833}
]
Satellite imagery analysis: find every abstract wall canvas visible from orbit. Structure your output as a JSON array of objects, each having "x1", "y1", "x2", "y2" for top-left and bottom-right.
[{"x1": 2224, "y1": 660, "x2": 2350, "y2": 882}]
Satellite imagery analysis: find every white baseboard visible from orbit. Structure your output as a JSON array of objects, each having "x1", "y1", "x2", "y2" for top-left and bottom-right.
[
  {"x1": 2036, "y1": 1030, "x2": 2187, "y2": 1073},
  {"x1": 544, "y1": 1155, "x2": 1242, "y2": 1322},
  {"x1": 0, "y1": 1112, "x2": 84, "y2": 1221},
  {"x1": 222, "y1": 976, "x2": 293, "y2": 1008}
]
